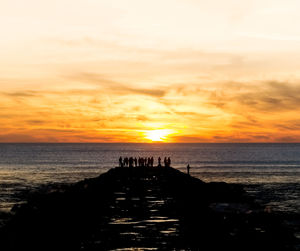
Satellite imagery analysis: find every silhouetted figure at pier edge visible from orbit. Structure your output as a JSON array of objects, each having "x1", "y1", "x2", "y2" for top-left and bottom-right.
[
  {"x1": 158, "y1": 157, "x2": 161, "y2": 167},
  {"x1": 119, "y1": 157, "x2": 123, "y2": 167},
  {"x1": 187, "y1": 164, "x2": 190, "y2": 175}
]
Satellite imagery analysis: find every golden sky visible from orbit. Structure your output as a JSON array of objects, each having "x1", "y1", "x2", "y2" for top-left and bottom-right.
[{"x1": 1, "y1": 0, "x2": 300, "y2": 142}]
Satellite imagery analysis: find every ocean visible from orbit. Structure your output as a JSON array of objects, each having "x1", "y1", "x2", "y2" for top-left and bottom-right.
[{"x1": 0, "y1": 143, "x2": 299, "y2": 213}]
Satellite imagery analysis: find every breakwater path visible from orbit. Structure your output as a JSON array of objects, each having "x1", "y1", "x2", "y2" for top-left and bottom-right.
[{"x1": 1, "y1": 167, "x2": 297, "y2": 250}]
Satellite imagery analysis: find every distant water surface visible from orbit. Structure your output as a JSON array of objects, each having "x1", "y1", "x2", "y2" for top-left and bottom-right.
[{"x1": 0, "y1": 143, "x2": 299, "y2": 213}]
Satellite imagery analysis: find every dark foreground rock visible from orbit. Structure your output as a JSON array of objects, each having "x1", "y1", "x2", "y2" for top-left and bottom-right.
[{"x1": 0, "y1": 167, "x2": 298, "y2": 250}]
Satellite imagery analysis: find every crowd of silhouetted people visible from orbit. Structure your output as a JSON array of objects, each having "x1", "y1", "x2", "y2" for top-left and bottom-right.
[{"x1": 119, "y1": 156, "x2": 171, "y2": 168}]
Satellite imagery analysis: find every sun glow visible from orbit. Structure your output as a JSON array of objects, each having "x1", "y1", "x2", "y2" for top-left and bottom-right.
[{"x1": 144, "y1": 129, "x2": 175, "y2": 142}]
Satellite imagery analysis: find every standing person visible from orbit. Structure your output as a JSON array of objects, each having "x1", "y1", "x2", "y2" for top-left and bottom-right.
[
  {"x1": 164, "y1": 157, "x2": 167, "y2": 167},
  {"x1": 134, "y1": 157, "x2": 137, "y2": 167},
  {"x1": 129, "y1": 157, "x2": 133, "y2": 167},
  {"x1": 187, "y1": 164, "x2": 190, "y2": 175},
  {"x1": 158, "y1": 157, "x2": 161, "y2": 167},
  {"x1": 168, "y1": 157, "x2": 171, "y2": 167},
  {"x1": 145, "y1": 157, "x2": 148, "y2": 167},
  {"x1": 141, "y1": 158, "x2": 144, "y2": 167},
  {"x1": 119, "y1": 157, "x2": 123, "y2": 167}
]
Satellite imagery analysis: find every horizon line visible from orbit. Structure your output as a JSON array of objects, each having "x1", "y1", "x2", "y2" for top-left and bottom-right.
[{"x1": 0, "y1": 142, "x2": 300, "y2": 144}]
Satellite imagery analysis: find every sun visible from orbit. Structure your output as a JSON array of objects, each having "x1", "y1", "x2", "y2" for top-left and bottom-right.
[{"x1": 144, "y1": 129, "x2": 174, "y2": 142}]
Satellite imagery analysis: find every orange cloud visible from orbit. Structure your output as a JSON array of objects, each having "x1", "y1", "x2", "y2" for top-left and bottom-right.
[{"x1": 1, "y1": 77, "x2": 300, "y2": 142}]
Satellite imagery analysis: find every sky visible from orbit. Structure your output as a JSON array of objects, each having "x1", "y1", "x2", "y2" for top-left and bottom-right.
[{"x1": 1, "y1": 0, "x2": 300, "y2": 142}]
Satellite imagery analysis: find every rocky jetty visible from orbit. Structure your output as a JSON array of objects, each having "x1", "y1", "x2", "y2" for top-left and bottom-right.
[{"x1": 0, "y1": 166, "x2": 298, "y2": 250}]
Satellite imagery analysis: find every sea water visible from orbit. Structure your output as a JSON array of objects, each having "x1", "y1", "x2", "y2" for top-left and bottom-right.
[{"x1": 0, "y1": 143, "x2": 299, "y2": 213}]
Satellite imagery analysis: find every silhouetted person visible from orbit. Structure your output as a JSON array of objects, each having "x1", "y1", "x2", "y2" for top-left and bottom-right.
[
  {"x1": 141, "y1": 158, "x2": 144, "y2": 167},
  {"x1": 119, "y1": 157, "x2": 123, "y2": 167},
  {"x1": 168, "y1": 157, "x2": 171, "y2": 167},
  {"x1": 129, "y1": 157, "x2": 134, "y2": 167},
  {"x1": 158, "y1": 157, "x2": 161, "y2": 167},
  {"x1": 124, "y1": 157, "x2": 129, "y2": 167},
  {"x1": 134, "y1": 157, "x2": 137, "y2": 167},
  {"x1": 187, "y1": 164, "x2": 190, "y2": 175},
  {"x1": 164, "y1": 157, "x2": 167, "y2": 167}
]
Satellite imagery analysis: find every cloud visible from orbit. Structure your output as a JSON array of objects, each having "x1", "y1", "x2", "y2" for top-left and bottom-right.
[
  {"x1": 0, "y1": 131, "x2": 120, "y2": 143},
  {"x1": 274, "y1": 136, "x2": 299, "y2": 142},
  {"x1": 0, "y1": 133, "x2": 41, "y2": 143},
  {"x1": 65, "y1": 72, "x2": 167, "y2": 97},
  {"x1": 128, "y1": 88, "x2": 166, "y2": 97},
  {"x1": 251, "y1": 135, "x2": 270, "y2": 140},
  {"x1": 204, "y1": 80, "x2": 300, "y2": 113},
  {"x1": 1, "y1": 91, "x2": 38, "y2": 97},
  {"x1": 168, "y1": 135, "x2": 210, "y2": 143},
  {"x1": 174, "y1": 111, "x2": 209, "y2": 116},
  {"x1": 135, "y1": 115, "x2": 149, "y2": 121},
  {"x1": 25, "y1": 120, "x2": 47, "y2": 125},
  {"x1": 275, "y1": 120, "x2": 300, "y2": 131},
  {"x1": 240, "y1": 32, "x2": 300, "y2": 42},
  {"x1": 1, "y1": 76, "x2": 300, "y2": 142}
]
